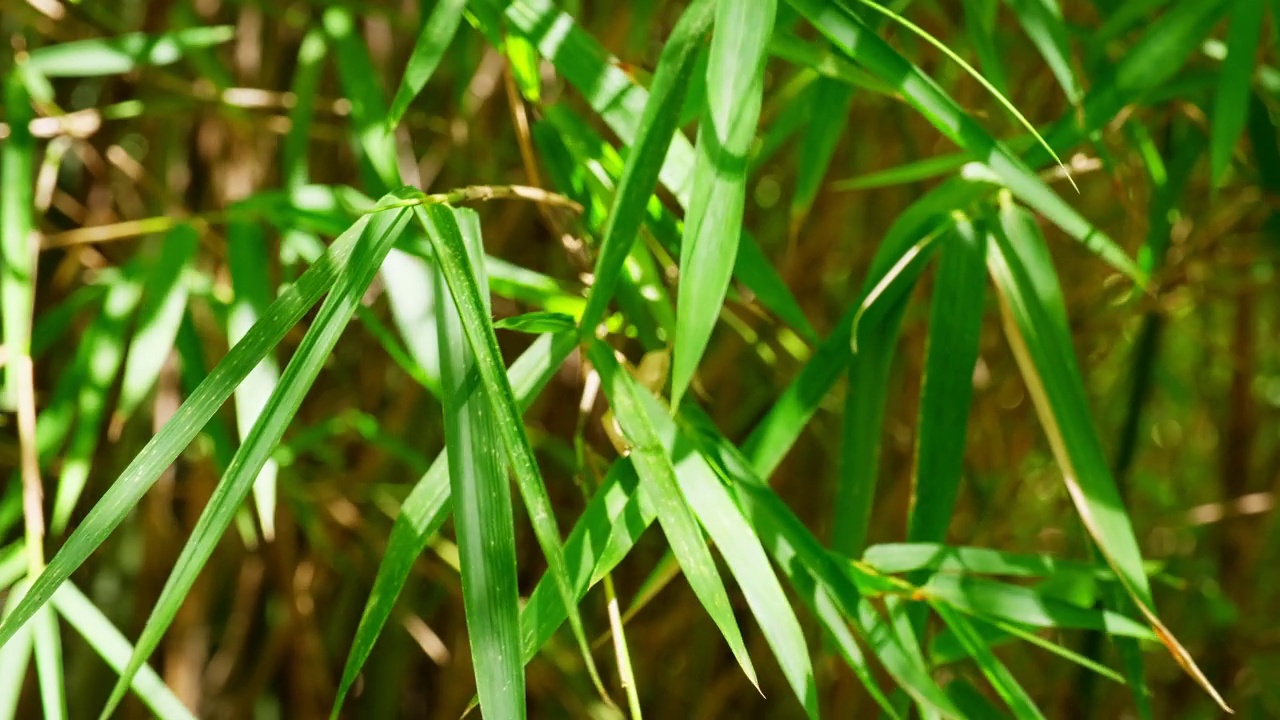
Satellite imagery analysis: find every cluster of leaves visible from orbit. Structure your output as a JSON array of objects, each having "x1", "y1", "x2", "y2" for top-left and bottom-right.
[{"x1": 1, "y1": 0, "x2": 1276, "y2": 717}]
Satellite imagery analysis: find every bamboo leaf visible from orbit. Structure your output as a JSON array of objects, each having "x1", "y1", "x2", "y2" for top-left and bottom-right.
[
  {"x1": 986, "y1": 197, "x2": 1230, "y2": 712},
  {"x1": 1210, "y1": 0, "x2": 1265, "y2": 187},
  {"x1": 51, "y1": 582, "x2": 195, "y2": 720},
  {"x1": 332, "y1": 331, "x2": 576, "y2": 715},
  {"x1": 226, "y1": 221, "x2": 282, "y2": 541},
  {"x1": 672, "y1": 0, "x2": 777, "y2": 408},
  {"x1": 577, "y1": 0, "x2": 714, "y2": 337},
  {"x1": 1, "y1": 69, "x2": 34, "y2": 412},
  {"x1": 0, "y1": 205, "x2": 369, "y2": 660},
  {"x1": 434, "y1": 207, "x2": 524, "y2": 718},
  {"x1": 24, "y1": 27, "x2": 235, "y2": 77},
  {"x1": 99, "y1": 200, "x2": 415, "y2": 718},
  {"x1": 414, "y1": 202, "x2": 611, "y2": 701},
  {"x1": 387, "y1": 0, "x2": 469, "y2": 129},
  {"x1": 589, "y1": 342, "x2": 760, "y2": 689}
]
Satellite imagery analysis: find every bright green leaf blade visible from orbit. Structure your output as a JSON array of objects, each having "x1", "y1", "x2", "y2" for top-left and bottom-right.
[
  {"x1": 474, "y1": 0, "x2": 816, "y2": 341},
  {"x1": 684, "y1": 409, "x2": 960, "y2": 718},
  {"x1": 1004, "y1": 0, "x2": 1083, "y2": 104},
  {"x1": 1, "y1": 69, "x2": 35, "y2": 412},
  {"x1": 24, "y1": 26, "x2": 235, "y2": 77},
  {"x1": 789, "y1": 0, "x2": 1145, "y2": 283},
  {"x1": 0, "y1": 205, "x2": 366, "y2": 660},
  {"x1": 623, "y1": 374, "x2": 818, "y2": 717},
  {"x1": 51, "y1": 270, "x2": 144, "y2": 535},
  {"x1": 387, "y1": 0, "x2": 468, "y2": 129},
  {"x1": 495, "y1": 311, "x2": 578, "y2": 334},
  {"x1": 986, "y1": 199, "x2": 1230, "y2": 712},
  {"x1": 791, "y1": 77, "x2": 854, "y2": 236},
  {"x1": 577, "y1": 0, "x2": 714, "y2": 336},
  {"x1": 922, "y1": 575, "x2": 1155, "y2": 638},
  {"x1": 323, "y1": 7, "x2": 401, "y2": 192},
  {"x1": 672, "y1": 0, "x2": 777, "y2": 408},
  {"x1": 226, "y1": 221, "x2": 282, "y2": 541},
  {"x1": 333, "y1": 331, "x2": 576, "y2": 716},
  {"x1": 99, "y1": 201, "x2": 414, "y2": 719},
  {"x1": 114, "y1": 225, "x2": 198, "y2": 425},
  {"x1": 865, "y1": 543, "x2": 1113, "y2": 579},
  {"x1": 51, "y1": 581, "x2": 195, "y2": 720},
  {"x1": 589, "y1": 342, "x2": 759, "y2": 690},
  {"x1": 0, "y1": 581, "x2": 35, "y2": 720},
  {"x1": 435, "y1": 207, "x2": 524, "y2": 719},
  {"x1": 32, "y1": 607, "x2": 66, "y2": 720},
  {"x1": 1210, "y1": 0, "x2": 1265, "y2": 187},
  {"x1": 415, "y1": 202, "x2": 611, "y2": 701},
  {"x1": 962, "y1": 0, "x2": 1010, "y2": 96},
  {"x1": 907, "y1": 218, "x2": 986, "y2": 549},
  {"x1": 381, "y1": 250, "x2": 445, "y2": 396}
]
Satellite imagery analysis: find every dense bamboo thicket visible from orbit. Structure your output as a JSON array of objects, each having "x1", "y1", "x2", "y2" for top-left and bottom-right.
[{"x1": 1, "y1": 0, "x2": 1278, "y2": 717}]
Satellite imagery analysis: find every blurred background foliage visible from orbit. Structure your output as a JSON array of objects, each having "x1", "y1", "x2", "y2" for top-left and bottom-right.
[{"x1": 1, "y1": 0, "x2": 1278, "y2": 717}]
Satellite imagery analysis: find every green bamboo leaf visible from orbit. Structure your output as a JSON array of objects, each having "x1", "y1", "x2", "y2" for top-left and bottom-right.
[
  {"x1": 323, "y1": 7, "x2": 401, "y2": 192},
  {"x1": 768, "y1": 32, "x2": 898, "y2": 96},
  {"x1": 517, "y1": 461, "x2": 649, "y2": 666},
  {"x1": 906, "y1": 218, "x2": 986, "y2": 550},
  {"x1": 922, "y1": 575, "x2": 1155, "y2": 638},
  {"x1": 850, "y1": 0, "x2": 1075, "y2": 190},
  {"x1": 930, "y1": 614, "x2": 1126, "y2": 683},
  {"x1": 99, "y1": 200, "x2": 415, "y2": 718},
  {"x1": 52, "y1": 581, "x2": 195, "y2": 720},
  {"x1": 577, "y1": 0, "x2": 714, "y2": 337},
  {"x1": 24, "y1": 26, "x2": 235, "y2": 77},
  {"x1": 682, "y1": 411, "x2": 958, "y2": 718},
  {"x1": 1, "y1": 69, "x2": 34, "y2": 412},
  {"x1": 588, "y1": 342, "x2": 760, "y2": 690},
  {"x1": 495, "y1": 311, "x2": 578, "y2": 334},
  {"x1": 0, "y1": 204, "x2": 369, "y2": 660},
  {"x1": 333, "y1": 331, "x2": 576, "y2": 716},
  {"x1": 387, "y1": 0, "x2": 469, "y2": 129},
  {"x1": 742, "y1": 174, "x2": 994, "y2": 477},
  {"x1": 32, "y1": 607, "x2": 66, "y2": 720},
  {"x1": 414, "y1": 202, "x2": 611, "y2": 701},
  {"x1": 474, "y1": 0, "x2": 816, "y2": 341},
  {"x1": 962, "y1": 0, "x2": 1010, "y2": 96},
  {"x1": 672, "y1": 0, "x2": 777, "y2": 409},
  {"x1": 606, "y1": 360, "x2": 819, "y2": 716},
  {"x1": 791, "y1": 77, "x2": 855, "y2": 236},
  {"x1": 50, "y1": 268, "x2": 144, "y2": 535},
  {"x1": 790, "y1": 0, "x2": 1148, "y2": 282},
  {"x1": 986, "y1": 197, "x2": 1230, "y2": 712},
  {"x1": 0, "y1": 581, "x2": 35, "y2": 720},
  {"x1": 114, "y1": 225, "x2": 198, "y2": 425},
  {"x1": 434, "y1": 207, "x2": 524, "y2": 719},
  {"x1": 226, "y1": 222, "x2": 282, "y2": 541},
  {"x1": 380, "y1": 251, "x2": 445, "y2": 396},
  {"x1": 282, "y1": 29, "x2": 327, "y2": 192},
  {"x1": 1210, "y1": 0, "x2": 1264, "y2": 187},
  {"x1": 1003, "y1": 0, "x2": 1083, "y2": 104},
  {"x1": 865, "y1": 543, "x2": 1113, "y2": 579}
]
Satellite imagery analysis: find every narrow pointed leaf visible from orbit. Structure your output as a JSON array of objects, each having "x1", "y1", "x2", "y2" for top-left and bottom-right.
[
  {"x1": 99, "y1": 202, "x2": 414, "y2": 718},
  {"x1": 986, "y1": 200, "x2": 1230, "y2": 711},
  {"x1": 0, "y1": 205, "x2": 368, "y2": 660},
  {"x1": 52, "y1": 581, "x2": 195, "y2": 720},
  {"x1": 387, "y1": 0, "x2": 469, "y2": 129},
  {"x1": 672, "y1": 0, "x2": 777, "y2": 408},
  {"x1": 333, "y1": 332, "x2": 576, "y2": 715},
  {"x1": 435, "y1": 207, "x2": 524, "y2": 718},
  {"x1": 414, "y1": 202, "x2": 610, "y2": 700},
  {"x1": 1210, "y1": 0, "x2": 1264, "y2": 187},
  {"x1": 24, "y1": 27, "x2": 235, "y2": 77},
  {"x1": 589, "y1": 342, "x2": 759, "y2": 689}
]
